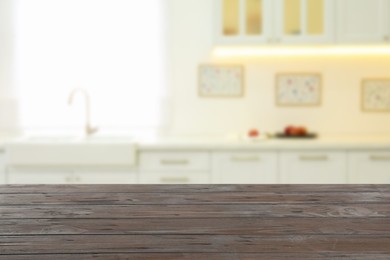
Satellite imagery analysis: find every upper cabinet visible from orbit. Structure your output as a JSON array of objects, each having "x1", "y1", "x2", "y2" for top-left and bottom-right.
[
  {"x1": 216, "y1": 0, "x2": 273, "y2": 44},
  {"x1": 215, "y1": 0, "x2": 390, "y2": 45},
  {"x1": 275, "y1": 0, "x2": 334, "y2": 44},
  {"x1": 215, "y1": 0, "x2": 335, "y2": 45},
  {"x1": 336, "y1": 0, "x2": 389, "y2": 44}
]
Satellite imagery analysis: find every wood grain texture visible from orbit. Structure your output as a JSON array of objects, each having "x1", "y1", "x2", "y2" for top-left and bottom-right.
[{"x1": 0, "y1": 184, "x2": 389, "y2": 259}]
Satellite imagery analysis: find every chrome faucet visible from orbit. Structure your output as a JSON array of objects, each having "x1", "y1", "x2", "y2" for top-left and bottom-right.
[{"x1": 68, "y1": 88, "x2": 98, "y2": 136}]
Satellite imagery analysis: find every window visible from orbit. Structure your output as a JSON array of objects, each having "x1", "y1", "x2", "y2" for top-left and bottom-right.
[{"x1": 14, "y1": 0, "x2": 168, "y2": 132}]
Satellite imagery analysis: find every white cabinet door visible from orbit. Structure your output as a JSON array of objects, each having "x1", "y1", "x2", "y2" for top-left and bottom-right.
[
  {"x1": 0, "y1": 152, "x2": 5, "y2": 184},
  {"x1": 7, "y1": 168, "x2": 137, "y2": 184},
  {"x1": 348, "y1": 151, "x2": 390, "y2": 184},
  {"x1": 139, "y1": 151, "x2": 210, "y2": 172},
  {"x1": 336, "y1": 0, "x2": 388, "y2": 43},
  {"x1": 139, "y1": 172, "x2": 210, "y2": 184},
  {"x1": 139, "y1": 151, "x2": 212, "y2": 184},
  {"x1": 212, "y1": 152, "x2": 278, "y2": 184},
  {"x1": 274, "y1": 0, "x2": 335, "y2": 44},
  {"x1": 280, "y1": 151, "x2": 347, "y2": 184},
  {"x1": 216, "y1": 0, "x2": 335, "y2": 45},
  {"x1": 215, "y1": 0, "x2": 274, "y2": 44}
]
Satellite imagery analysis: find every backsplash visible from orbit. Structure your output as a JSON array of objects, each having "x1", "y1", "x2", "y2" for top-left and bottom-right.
[{"x1": 168, "y1": 0, "x2": 390, "y2": 136}]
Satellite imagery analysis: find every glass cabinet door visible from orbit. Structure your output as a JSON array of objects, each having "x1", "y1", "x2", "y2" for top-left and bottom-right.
[
  {"x1": 218, "y1": 0, "x2": 272, "y2": 44},
  {"x1": 276, "y1": 0, "x2": 333, "y2": 43},
  {"x1": 222, "y1": 0, "x2": 240, "y2": 36}
]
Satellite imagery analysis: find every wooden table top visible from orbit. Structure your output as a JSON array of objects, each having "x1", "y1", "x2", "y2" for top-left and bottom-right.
[{"x1": 0, "y1": 184, "x2": 390, "y2": 259}]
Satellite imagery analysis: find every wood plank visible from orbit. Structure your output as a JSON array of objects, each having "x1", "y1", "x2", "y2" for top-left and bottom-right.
[
  {"x1": 1, "y1": 184, "x2": 388, "y2": 194},
  {"x1": 1, "y1": 204, "x2": 388, "y2": 219},
  {"x1": 1, "y1": 253, "x2": 390, "y2": 260},
  {"x1": 1, "y1": 191, "x2": 388, "y2": 205},
  {"x1": 1, "y1": 235, "x2": 390, "y2": 254},
  {"x1": 1, "y1": 217, "x2": 389, "y2": 236},
  {"x1": 1, "y1": 184, "x2": 389, "y2": 258}
]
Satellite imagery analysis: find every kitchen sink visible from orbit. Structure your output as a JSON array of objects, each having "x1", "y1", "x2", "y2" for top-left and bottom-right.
[{"x1": 5, "y1": 135, "x2": 137, "y2": 167}]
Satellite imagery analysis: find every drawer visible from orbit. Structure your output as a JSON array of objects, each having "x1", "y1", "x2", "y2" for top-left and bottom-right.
[
  {"x1": 212, "y1": 152, "x2": 278, "y2": 184},
  {"x1": 139, "y1": 152, "x2": 210, "y2": 172},
  {"x1": 139, "y1": 172, "x2": 210, "y2": 184},
  {"x1": 7, "y1": 168, "x2": 137, "y2": 184},
  {"x1": 280, "y1": 151, "x2": 347, "y2": 184},
  {"x1": 348, "y1": 151, "x2": 390, "y2": 184}
]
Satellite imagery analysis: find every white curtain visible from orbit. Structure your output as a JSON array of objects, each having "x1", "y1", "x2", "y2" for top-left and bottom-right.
[{"x1": 14, "y1": 0, "x2": 168, "y2": 131}]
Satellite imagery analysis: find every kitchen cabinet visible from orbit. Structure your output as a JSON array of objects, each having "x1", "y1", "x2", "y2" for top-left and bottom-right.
[
  {"x1": 212, "y1": 151, "x2": 278, "y2": 184},
  {"x1": 280, "y1": 151, "x2": 347, "y2": 184},
  {"x1": 215, "y1": 0, "x2": 335, "y2": 45},
  {"x1": 0, "y1": 151, "x2": 5, "y2": 184},
  {"x1": 139, "y1": 172, "x2": 210, "y2": 184},
  {"x1": 348, "y1": 151, "x2": 390, "y2": 184},
  {"x1": 139, "y1": 151, "x2": 211, "y2": 184},
  {"x1": 274, "y1": 0, "x2": 335, "y2": 44},
  {"x1": 6, "y1": 167, "x2": 138, "y2": 184},
  {"x1": 336, "y1": 0, "x2": 389, "y2": 43}
]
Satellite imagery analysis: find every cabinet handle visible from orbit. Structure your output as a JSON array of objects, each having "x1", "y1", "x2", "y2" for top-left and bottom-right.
[
  {"x1": 160, "y1": 177, "x2": 190, "y2": 183},
  {"x1": 370, "y1": 155, "x2": 390, "y2": 161},
  {"x1": 160, "y1": 159, "x2": 189, "y2": 165},
  {"x1": 299, "y1": 155, "x2": 328, "y2": 161},
  {"x1": 231, "y1": 156, "x2": 261, "y2": 162}
]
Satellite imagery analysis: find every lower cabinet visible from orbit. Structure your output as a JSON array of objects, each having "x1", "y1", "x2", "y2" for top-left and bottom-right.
[
  {"x1": 7, "y1": 167, "x2": 138, "y2": 184},
  {"x1": 0, "y1": 152, "x2": 5, "y2": 184},
  {"x1": 3, "y1": 148, "x2": 390, "y2": 185},
  {"x1": 139, "y1": 151, "x2": 211, "y2": 184},
  {"x1": 212, "y1": 152, "x2": 278, "y2": 184},
  {"x1": 280, "y1": 151, "x2": 347, "y2": 184},
  {"x1": 348, "y1": 151, "x2": 390, "y2": 184},
  {"x1": 139, "y1": 172, "x2": 210, "y2": 184}
]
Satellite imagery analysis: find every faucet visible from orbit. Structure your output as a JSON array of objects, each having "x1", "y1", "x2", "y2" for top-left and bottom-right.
[{"x1": 68, "y1": 88, "x2": 98, "y2": 136}]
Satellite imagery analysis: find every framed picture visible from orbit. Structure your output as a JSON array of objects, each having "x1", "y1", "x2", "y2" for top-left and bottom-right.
[
  {"x1": 199, "y1": 64, "x2": 244, "y2": 98},
  {"x1": 361, "y1": 78, "x2": 390, "y2": 112},
  {"x1": 275, "y1": 73, "x2": 322, "y2": 107}
]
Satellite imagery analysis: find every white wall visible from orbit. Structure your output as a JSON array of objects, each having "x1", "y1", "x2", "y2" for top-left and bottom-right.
[
  {"x1": 0, "y1": 0, "x2": 19, "y2": 131},
  {"x1": 0, "y1": 0, "x2": 14, "y2": 97},
  {"x1": 169, "y1": 0, "x2": 390, "y2": 136}
]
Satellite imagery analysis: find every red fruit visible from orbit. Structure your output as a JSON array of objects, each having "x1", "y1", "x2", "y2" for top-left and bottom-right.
[
  {"x1": 289, "y1": 127, "x2": 301, "y2": 136},
  {"x1": 284, "y1": 125, "x2": 294, "y2": 135},
  {"x1": 248, "y1": 129, "x2": 260, "y2": 137},
  {"x1": 297, "y1": 126, "x2": 307, "y2": 136}
]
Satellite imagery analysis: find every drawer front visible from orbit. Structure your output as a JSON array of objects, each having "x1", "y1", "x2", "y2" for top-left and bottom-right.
[
  {"x1": 212, "y1": 152, "x2": 278, "y2": 184},
  {"x1": 139, "y1": 172, "x2": 210, "y2": 184},
  {"x1": 7, "y1": 169, "x2": 137, "y2": 184},
  {"x1": 139, "y1": 152, "x2": 210, "y2": 172},
  {"x1": 280, "y1": 151, "x2": 347, "y2": 184},
  {"x1": 0, "y1": 153, "x2": 5, "y2": 184},
  {"x1": 348, "y1": 151, "x2": 390, "y2": 184}
]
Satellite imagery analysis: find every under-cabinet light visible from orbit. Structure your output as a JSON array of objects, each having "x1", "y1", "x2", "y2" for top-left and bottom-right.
[{"x1": 213, "y1": 46, "x2": 390, "y2": 57}]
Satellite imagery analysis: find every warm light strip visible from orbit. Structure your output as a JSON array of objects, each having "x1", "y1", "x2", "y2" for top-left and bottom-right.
[{"x1": 213, "y1": 46, "x2": 390, "y2": 57}]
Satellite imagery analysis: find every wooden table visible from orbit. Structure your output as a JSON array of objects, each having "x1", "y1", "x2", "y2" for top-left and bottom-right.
[{"x1": 0, "y1": 185, "x2": 390, "y2": 259}]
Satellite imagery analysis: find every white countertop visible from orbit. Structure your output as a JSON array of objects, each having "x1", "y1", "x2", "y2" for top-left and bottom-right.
[
  {"x1": 136, "y1": 134, "x2": 390, "y2": 151},
  {"x1": 2, "y1": 133, "x2": 390, "y2": 152}
]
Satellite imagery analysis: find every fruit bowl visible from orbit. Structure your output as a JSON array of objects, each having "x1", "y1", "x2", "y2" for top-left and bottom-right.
[
  {"x1": 274, "y1": 132, "x2": 317, "y2": 139},
  {"x1": 276, "y1": 125, "x2": 317, "y2": 139}
]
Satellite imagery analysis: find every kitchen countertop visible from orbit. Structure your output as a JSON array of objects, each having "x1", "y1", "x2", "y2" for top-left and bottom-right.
[
  {"x1": 136, "y1": 134, "x2": 390, "y2": 150},
  {"x1": 2, "y1": 133, "x2": 390, "y2": 152},
  {"x1": 1, "y1": 184, "x2": 389, "y2": 259}
]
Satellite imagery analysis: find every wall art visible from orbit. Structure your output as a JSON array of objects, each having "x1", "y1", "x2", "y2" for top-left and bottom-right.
[
  {"x1": 276, "y1": 73, "x2": 322, "y2": 107},
  {"x1": 362, "y1": 78, "x2": 390, "y2": 112},
  {"x1": 199, "y1": 64, "x2": 244, "y2": 97}
]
